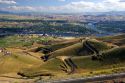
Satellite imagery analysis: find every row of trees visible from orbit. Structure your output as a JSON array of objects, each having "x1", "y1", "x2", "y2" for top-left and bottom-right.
[{"x1": 96, "y1": 21, "x2": 125, "y2": 33}]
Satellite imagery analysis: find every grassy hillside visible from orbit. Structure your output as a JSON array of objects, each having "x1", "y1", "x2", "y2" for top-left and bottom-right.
[
  {"x1": 101, "y1": 46, "x2": 125, "y2": 62},
  {"x1": 32, "y1": 38, "x2": 81, "y2": 53},
  {"x1": 97, "y1": 34, "x2": 125, "y2": 46},
  {"x1": 19, "y1": 46, "x2": 125, "y2": 80},
  {"x1": 40, "y1": 47, "x2": 125, "y2": 70},
  {"x1": 0, "y1": 34, "x2": 125, "y2": 82},
  {"x1": 0, "y1": 52, "x2": 42, "y2": 74},
  {"x1": 45, "y1": 39, "x2": 112, "y2": 57}
]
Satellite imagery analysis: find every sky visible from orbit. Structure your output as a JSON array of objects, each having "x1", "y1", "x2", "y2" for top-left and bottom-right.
[{"x1": 0, "y1": 0, "x2": 125, "y2": 13}]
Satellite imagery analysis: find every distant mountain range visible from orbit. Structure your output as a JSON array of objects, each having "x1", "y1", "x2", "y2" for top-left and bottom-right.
[
  {"x1": 83, "y1": 11, "x2": 125, "y2": 16},
  {"x1": 1, "y1": 10, "x2": 125, "y2": 16}
]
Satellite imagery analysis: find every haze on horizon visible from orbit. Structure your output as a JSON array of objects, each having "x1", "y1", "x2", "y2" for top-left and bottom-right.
[{"x1": 0, "y1": 0, "x2": 125, "y2": 13}]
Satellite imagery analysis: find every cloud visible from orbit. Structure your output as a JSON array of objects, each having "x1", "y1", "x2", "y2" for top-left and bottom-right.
[
  {"x1": 119, "y1": 0, "x2": 125, "y2": 2},
  {"x1": 7, "y1": 6, "x2": 35, "y2": 11},
  {"x1": 62, "y1": 0, "x2": 125, "y2": 12},
  {"x1": 1, "y1": 0, "x2": 125, "y2": 12},
  {"x1": 0, "y1": 0, "x2": 16, "y2": 4}
]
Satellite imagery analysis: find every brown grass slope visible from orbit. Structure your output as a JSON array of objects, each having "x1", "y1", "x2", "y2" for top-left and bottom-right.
[
  {"x1": 45, "y1": 39, "x2": 112, "y2": 58},
  {"x1": 18, "y1": 40, "x2": 125, "y2": 78},
  {"x1": 32, "y1": 38, "x2": 81, "y2": 52},
  {"x1": 0, "y1": 53, "x2": 42, "y2": 74},
  {"x1": 97, "y1": 34, "x2": 125, "y2": 46},
  {"x1": 39, "y1": 46, "x2": 125, "y2": 71}
]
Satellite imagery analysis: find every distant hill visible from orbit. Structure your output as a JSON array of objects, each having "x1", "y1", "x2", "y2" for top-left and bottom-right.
[
  {"x1": 82, "y1": 11, "x2": 125, "y2": 16},
  {"x1": 1, "y1": 10, "x2": 125, "y2": 16}
]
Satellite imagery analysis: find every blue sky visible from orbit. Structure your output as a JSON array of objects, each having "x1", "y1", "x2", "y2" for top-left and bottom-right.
[
  {"x1": 12, "y1": 0, "x2": 100, "y2": 6},
  {"x1": 0, "y1": 0, "x2": 125, "y2": 13}
]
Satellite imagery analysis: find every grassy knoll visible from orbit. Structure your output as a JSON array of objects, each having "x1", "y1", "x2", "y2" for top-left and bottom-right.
[
  {"x1": 0, "y1": 52, "x2": 42, "y2": 74},
  {"x1": 40, "y1": 46, "x2": 125, "y2": 71},
  {"x1": 97, "y1": 34, "x2": 125, "y2": 46},
  {"x1": 0, "y1": 35, "x2": 125, "y2": 82},
  {"x1": 44, "y1": 39, "x2": 112, "y2": 57},
  {"x1": 19, "y1": 46, "x2": 125, "y2": 79},
  {"x1": 34, "y1": 38, "x2": 81, "y2": 52}
]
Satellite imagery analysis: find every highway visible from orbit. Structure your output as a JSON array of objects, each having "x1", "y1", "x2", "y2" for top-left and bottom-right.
[{"x1": 51, "y1": 73, "x2": 125, "y2": 83}]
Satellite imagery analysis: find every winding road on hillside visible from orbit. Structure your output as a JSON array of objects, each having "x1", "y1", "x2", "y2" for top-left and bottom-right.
[{"x1": 84, "y1": 39, "x2": 100, "y2": 56}]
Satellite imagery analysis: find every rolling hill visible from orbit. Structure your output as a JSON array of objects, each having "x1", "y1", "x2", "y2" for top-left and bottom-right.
[
  {"x1": 0, "y1": 35, "x2": 125, "y2": 82},
  {"x1": 97, "y1": 34, "x2": 125, "y2": 46},
  {"x1": 0, "y1": 52, "x2": 42, "y2": 74}
]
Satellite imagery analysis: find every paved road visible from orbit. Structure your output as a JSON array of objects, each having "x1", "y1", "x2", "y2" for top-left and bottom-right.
[{"x1": 51, "y1": 73, "x2": 125, "y2": 83}]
